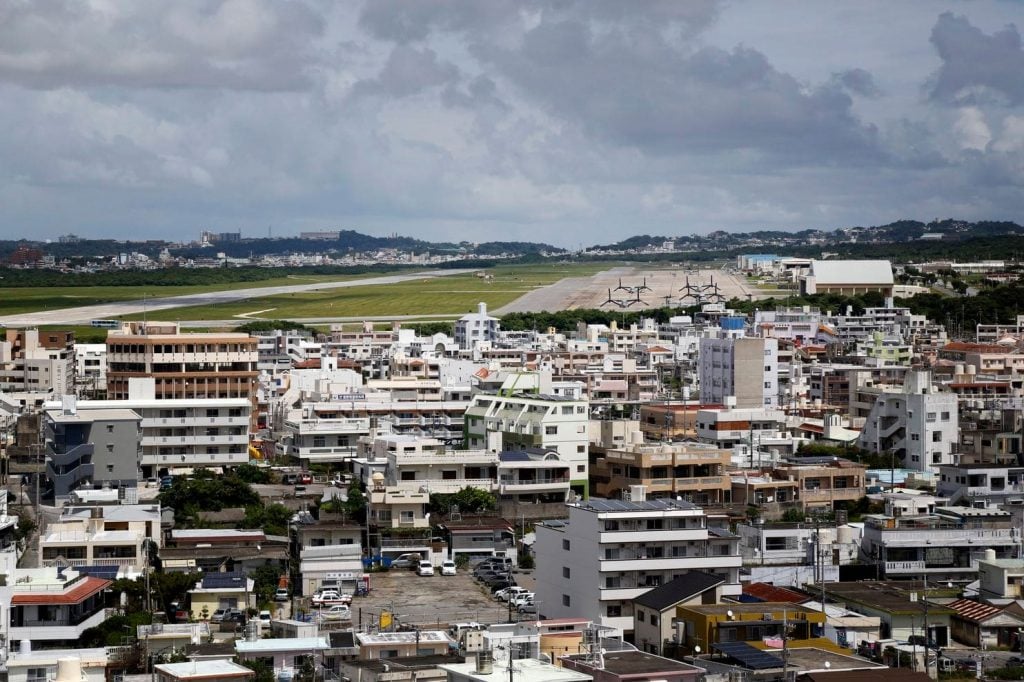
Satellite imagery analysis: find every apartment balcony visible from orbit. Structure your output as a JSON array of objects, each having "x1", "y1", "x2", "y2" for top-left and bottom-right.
[
  {"x1": 800, "y1": 487, "x2": 863, "y2": 503},
  {"x1": 875, "y1": 527, "x2": 1017, "y2": 547},
  {"x1": 499, "y1": 477, "x2": 569, "y2": 494},
  {"x1": 884, "y1": 560, "x2": 982, "y2": 575},
  {"x1": 285, "y1": 418, "x2": 370, "y2": 435},
  {"x1": 599, "y1": 554, "x2": 741, "y2": 573},
  {"x1": 42, "y1": 557, "x2": 138, "y2": 569},
  {"x1": 47, "y1": 443, "x2": 94, "y2": 468},
  {"x1": 391, "y1": 478, "x2": 496, "y2": 494},
  {"x1": 142, "y1": 416, "x2": 248, "y2": 428},
  {"x1": 10, "y1": 607, "x2": 110, "y2": 642},
  {"x1": 598, "y1": 528, "x2": 708, "y2": 544},
  {"x1": 141, "y1": 434, "x2": 245, "y2": 447}
]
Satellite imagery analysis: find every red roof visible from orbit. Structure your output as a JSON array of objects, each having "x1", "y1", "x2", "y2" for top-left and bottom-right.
[
  {"x1": 947, "y1": 598, "x2": 1004, "y2": 623},
  {"x1": 941, "y1": 342, "x2": 1010, "y2": 354},
  {"x1": 12, "y1": 576, "x2": 111, "y2": 605},
  {"x1": 742, "y1": 582, "x2": 808, "y2": 604},
  {"x1": 798, "y1": 422, "x2": 825, "y2": 434},
  {"x1": 292, "y1": 359, "x2": 321, "y2": 369}
]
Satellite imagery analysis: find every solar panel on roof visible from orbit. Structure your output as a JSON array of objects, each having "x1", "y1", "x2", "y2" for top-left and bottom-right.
[
  {"x1": 202, "y1": 572, "x2": 245, "y2": 589},
  {"x1": 498, "y1": 451, "x2": 531, "y2": 462},
  {"x1": 78, "y1": 565, "x2": 119, "y2": 580},
  {"x1": 712, "y1": 642, "x2": 785, "y2": 670}
]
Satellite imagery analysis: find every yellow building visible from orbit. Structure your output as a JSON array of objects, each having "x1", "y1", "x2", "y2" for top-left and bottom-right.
[{"x1": 674, "y1": 602, "x2": 827, "y2": 653}]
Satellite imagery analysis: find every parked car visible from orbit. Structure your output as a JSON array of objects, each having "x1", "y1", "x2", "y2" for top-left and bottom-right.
[
  {"x1": 517, "y1": 601, "x2": 539, "y2": 614},
  {"x1": 298, "y1": 472, "x2": 313, "y2": 484},
  {"x1": 511, "y1": 593, "x2": 535, "y2": 608},
  {"x1": 311, "y1": 590, "x2": 351, "y2": 607},
  {"x1": 390, "y1": 553, "x2": 422, "y2": 569},
  {"x1": 318, "y1": 604, "x2": 352, "y2": 621},
  {"x1": 495, "y1": 586, "x2": 529, "y2": 602},
  {"x1": 210, "y1": 608, "x2": 228, "y2": 623},
  {"x1": 417, "y1": 560, "x2": 435, "y2": 576},
  {"x1": 274, "y1": 587, "x2": 290, "y2": 602},
  {"x1": 440, "y1": 560, "x2": 457, "y2": 576},
  {"x1": 488, "y1": 580, "x2": 516, "y2": 594},
  {"x1": 258, "y1": 610, "x2": 272, "y2": 624},
  {"x1": 281, "y1": 473, "x2": 298, "y2": 485}
]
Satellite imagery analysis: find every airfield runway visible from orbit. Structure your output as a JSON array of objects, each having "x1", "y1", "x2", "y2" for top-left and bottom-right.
[
  {"x1": 0, "y1": 269, "x2": 475, "y2": 327},
  {"x1": 494, "y1": 266, "x2": 763, "y2": 314}
]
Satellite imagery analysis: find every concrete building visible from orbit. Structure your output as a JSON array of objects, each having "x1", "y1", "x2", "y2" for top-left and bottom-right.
[
  {"x1": 534, "y1": 491, "x2": 741, "y2": 634},
  {"x1": 856, "y1": 371, "x2": 960, "y2": 473},
  {"x1": 863, "y1": 510, "x2": 1021, "y2": 580},
  {"x1": 464, "y1": 373, "x2": 589, "y2": 497},
  {"x1": 0, "y1": 329, "x2": 75, "y2": 404},
  {"x1": 39, "y1": 502, "x2": 161, "y2": 574},
  {"x1": 800, "y1": 260, "x2": 894, "y2": 299},
  {"x1": 5, "y1": 568, "x2": 112, "y2": 649},
  {"x1": 43, "y1": 402, "x2": 141, "y2": 498},
  {"x1": 45, "y1": 394, "x2": 251, "y2": 477},
  {"x1": 455, "y1": 302, "x2": 500, "y2": 350},
  {"x1": 591, "y1": 432, "x2": 732, "y2": 506},
  {"x1": 699, "y1": 319, "x2": 778, "y2": 408},
  {"x1": 105, "y1": 321, "x2": 258, "y2": 425},
  {"x1": 977, "y1": 556, "x2": 1024, "y2": 600},
  {"x1": 73, "y1": 343, "x2": 107, "y2": 396}
]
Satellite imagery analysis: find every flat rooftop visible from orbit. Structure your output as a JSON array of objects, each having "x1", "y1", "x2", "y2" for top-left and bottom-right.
[{"x1": 570, "y1": 650, "x2": 702, "y2": 675}]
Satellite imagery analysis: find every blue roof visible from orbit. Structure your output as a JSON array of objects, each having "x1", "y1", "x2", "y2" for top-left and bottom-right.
[
  {"x1": 713, "y1": 642, "x2": 785, "y2": 670},
  {"x1": 78, "y1": 565, "x2": 120, "y2": 580},
  {"x1": 498, "y1": 451, "x2": 532, "y2": 462}
]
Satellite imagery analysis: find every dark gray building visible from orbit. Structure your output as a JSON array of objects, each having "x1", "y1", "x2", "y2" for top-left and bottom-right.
[{"x1": 44, "y1": 404, "x2": 141, "y2": 499}]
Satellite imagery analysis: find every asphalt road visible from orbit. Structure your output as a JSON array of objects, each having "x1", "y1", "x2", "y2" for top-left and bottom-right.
[{"x1": 0, "y1": 269, "x2": 475, "y2": 327}]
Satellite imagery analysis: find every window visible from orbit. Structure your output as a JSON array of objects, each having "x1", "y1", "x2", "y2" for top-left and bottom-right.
[
  {"x1": 562, "y1": 539, "x2": 571, "y2": 551},
  {"x1": 911, "y1": 433, "x2": 920, "y2": 441},
  {"x1": 26, "y1": 668, "x2": 49, "y2": 682},
  {"x1": 400, "y1": 511, "x2": 414, "y2": 523},
  {"x1": 106, "y1": 444, "x2": 114, "y2": 452},
  {"x1": 546, "y1": 425, "x2": 558, "y2": 435},
  {"x1": 106, "y1": 424, "x2": 114, "y2": 433},
  {"x1": 562, "y1": 594, "x2": 571, "y2": 607},
  {"x1": 764, "y1": 382, "x2": 772, "y2": 388},
  {"x1": 313, "y1": 436, "x2": 326, "y2": 448},
  {"x1": 932, "y1": 431, "x2": 942, "y2": 443},
  {"x1": 563, "y1": 567, "x2": 571, "y2": 579},
  {"x1": 650, "y1": 614, "x2": 658, "y2": 626},
  {"x1": 577, "y1": 445, "x2": 586, "y2": 453},
  {"x1": 607, "y1": 605, "x2": 621, "y2": 617},
  {"x1": 401, "y1": 471, "x2": 416, "y2": 481},
  {"x1": 637, "y1": 610, "x2": 645, "y2": 623},
  {"x1": 577, "y1": 465, "x2": 585, "y2": 473},
  {"x1": 941, "y1": 411, "x2": 951, "y2": 421},
  {"x1": 926, "y1": 412, "x2": 936, "y2": 422}
]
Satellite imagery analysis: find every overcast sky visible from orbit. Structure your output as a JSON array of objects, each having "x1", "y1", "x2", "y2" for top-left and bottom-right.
[{"x1": 1, "y1": 1, "x2": 1022, "y2": 247}]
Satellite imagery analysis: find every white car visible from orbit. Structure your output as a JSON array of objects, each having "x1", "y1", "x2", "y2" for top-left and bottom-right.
[
  {"x1": 417, "y1": 560, "x2": 435, "y2": 576},
  {"x1": 441, "y1": 560, "x2": 457, "y2": 576},
  {"x1": 257, "y1": 610, "x2": 272, "y2": 624},
  {"x1": 496, "y1": 586, "x2": 528, "y2": 602},
  {"x1": 311, "y1": 590, "x2": 351, "y2": 607},
  {"x1": 511, "y1": 593, "x2": 535, "y2": 608},
  {"x1": 318, "y1": 604, "x2": 352, "y2": 621}
]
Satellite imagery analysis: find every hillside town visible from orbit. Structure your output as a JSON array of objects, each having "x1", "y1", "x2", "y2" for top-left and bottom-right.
[{"x1": 1, "y1": 256, "x2": 1023, "y2": 682}]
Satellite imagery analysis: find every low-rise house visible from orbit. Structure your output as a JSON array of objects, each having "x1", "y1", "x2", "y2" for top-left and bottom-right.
[
  {"x1": 368, "y1": 475, "x2": 430, "y2": 530},
  {"x1": 154, "y1": 661, "x2": 255, "y2": 682},
  {"x1": 977, "y1": 556, "x2": 1024, "y2": 600},
  {"x1": 298, "y1": 544, "x2": 364, "y2": 596},
  {"x1": 187, "y1": 571, "x2": 255, "y2": 620},
  {"x1": 823, "y1": 581, "x2": 954, "y2": 646},
  {"x1": 672, "y1": 602, "x2": 828, "y2": 654},
  {"x1": 163, "y1": 528, "x2": 288, "y2": 574},
  {"x1": 235, "y1": 637, "x2": 329, "y2": 678},
  {"x1": 438, "y1": 520, "x2": 515, "y2": 561},
  {"x1": 5, "y1": 648, "x2": 107, "y2": 682},
  {"x1": 561, "y1": 648, "x2": 703, "y2": 682},
  {"x1": 630, "y1": 571, "x2": 728, "y2": 656},
  {"x1": 945, "y1": 598, "x2": 1024, "y2": 648},
  {"x1": 337, "y1": 655, "x2": 455, "y2": 682},
  {"x1": 936, "y1": 463, "x2": 1024, "y2": 507},
  {"x1": 6, "y1": 567, "x2": 112, "y2": 648},
  {"x1": 799, "y1": 600, "x2": 882, "y2": 651},
  {"x1": 441, "y1": 656, "x2": 594, "y2": 682},
  {"x1": 355, "y1": 630, "x2": 454, "y2": 659}
]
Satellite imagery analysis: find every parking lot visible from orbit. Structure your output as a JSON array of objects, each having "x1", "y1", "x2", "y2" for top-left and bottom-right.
[{"x1": 343, "y1": 565, "x2": 536, "y2": 632}]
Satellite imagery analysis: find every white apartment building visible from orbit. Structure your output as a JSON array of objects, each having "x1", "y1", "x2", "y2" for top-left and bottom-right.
[
  {"x1": 0, "y1": 329, "x2": 74, "y2": 404},
  {"x1": 45, "y1": 394, "x2": 251, "y2": 477},
  {"x1": 534, "y1": 490, "x2": 741, "y2": 634},
  {"x1": 862, "y1": 506, "x2": 1020, "y2": 580},
  {"x1": 39, "y1": 503, "x2": 162, "y2": 574},
  {"x1": 73, "y1": 343, "x2": 107, "y2": 395},
  {"x1": 455, "y1": 302, "x2": 500, "y2": 350},
  {"x1": 465, "y1": 374, "x2": 589, "y2": 497},
  {"x1": 699, "y1": 320, "x2": 778, "y2": 408},
  {"x1": 856, "y1": 370, "x2": 959, "y2": 473}
]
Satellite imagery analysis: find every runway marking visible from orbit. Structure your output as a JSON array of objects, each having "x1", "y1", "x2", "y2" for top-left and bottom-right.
[{"x1": 235, "y1": 308, "x2": 278, "y2": 319}]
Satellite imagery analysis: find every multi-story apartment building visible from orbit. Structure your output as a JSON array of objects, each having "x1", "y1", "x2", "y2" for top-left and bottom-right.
[
  {"x1": 464, "y1": 373, "x2": 589, "y2": 497},
  {"x1": 694, "y1": 405, "x2": 795, "y2": 457},
  {"x1": 863, "y1": 506, "x2": 1021, "y2": 580},
  {"x1": 0, "y1": 329, "x2": 74, "y2": 404},
  {"x1": 39, "y1": 503, "x2": 162, "y2": 573},
  {"x1": 771, "y1": 456, "x2": 867, "y2": 513},
  {"x1": 699, "y1": 320, "x2": 778, "y2": 408},
  {"x1": 105, "y1": 321, "x2": 258, "y2": 426},
  {"x1": 43, "y1": 403, "x2": 141, "y2": 498},
  {"x1": 534, "y1": 489, "x2": 741, "y2": 634},
  {"x1": 73, "y1": 343, "x2": 106, "y2": 397},
  {"x1": 45, "y1": 395, "x2": 251, "y2": 477},
  {"x1": 591, "y1": 432, "x2": 732, "y2": 505},
  {"x1": 856, "y1": 370, "x2": 960, "y2": 473},
  {"x1": 455, "y1": 302, "x2": 500, "y2": 350}
]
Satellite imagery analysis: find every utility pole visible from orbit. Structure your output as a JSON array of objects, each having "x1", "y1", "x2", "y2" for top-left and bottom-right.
[{"x1": 923, "y1": 573, "x2": 933, "y2": 680}]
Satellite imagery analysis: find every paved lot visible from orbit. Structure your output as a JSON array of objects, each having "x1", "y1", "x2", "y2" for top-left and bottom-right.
[
  {"x1": 343, "y1": 566, "x2": 534, "y2": 633},
  {"x1": 495, "y1": 266, "x2": 764, "y2": 314}
]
